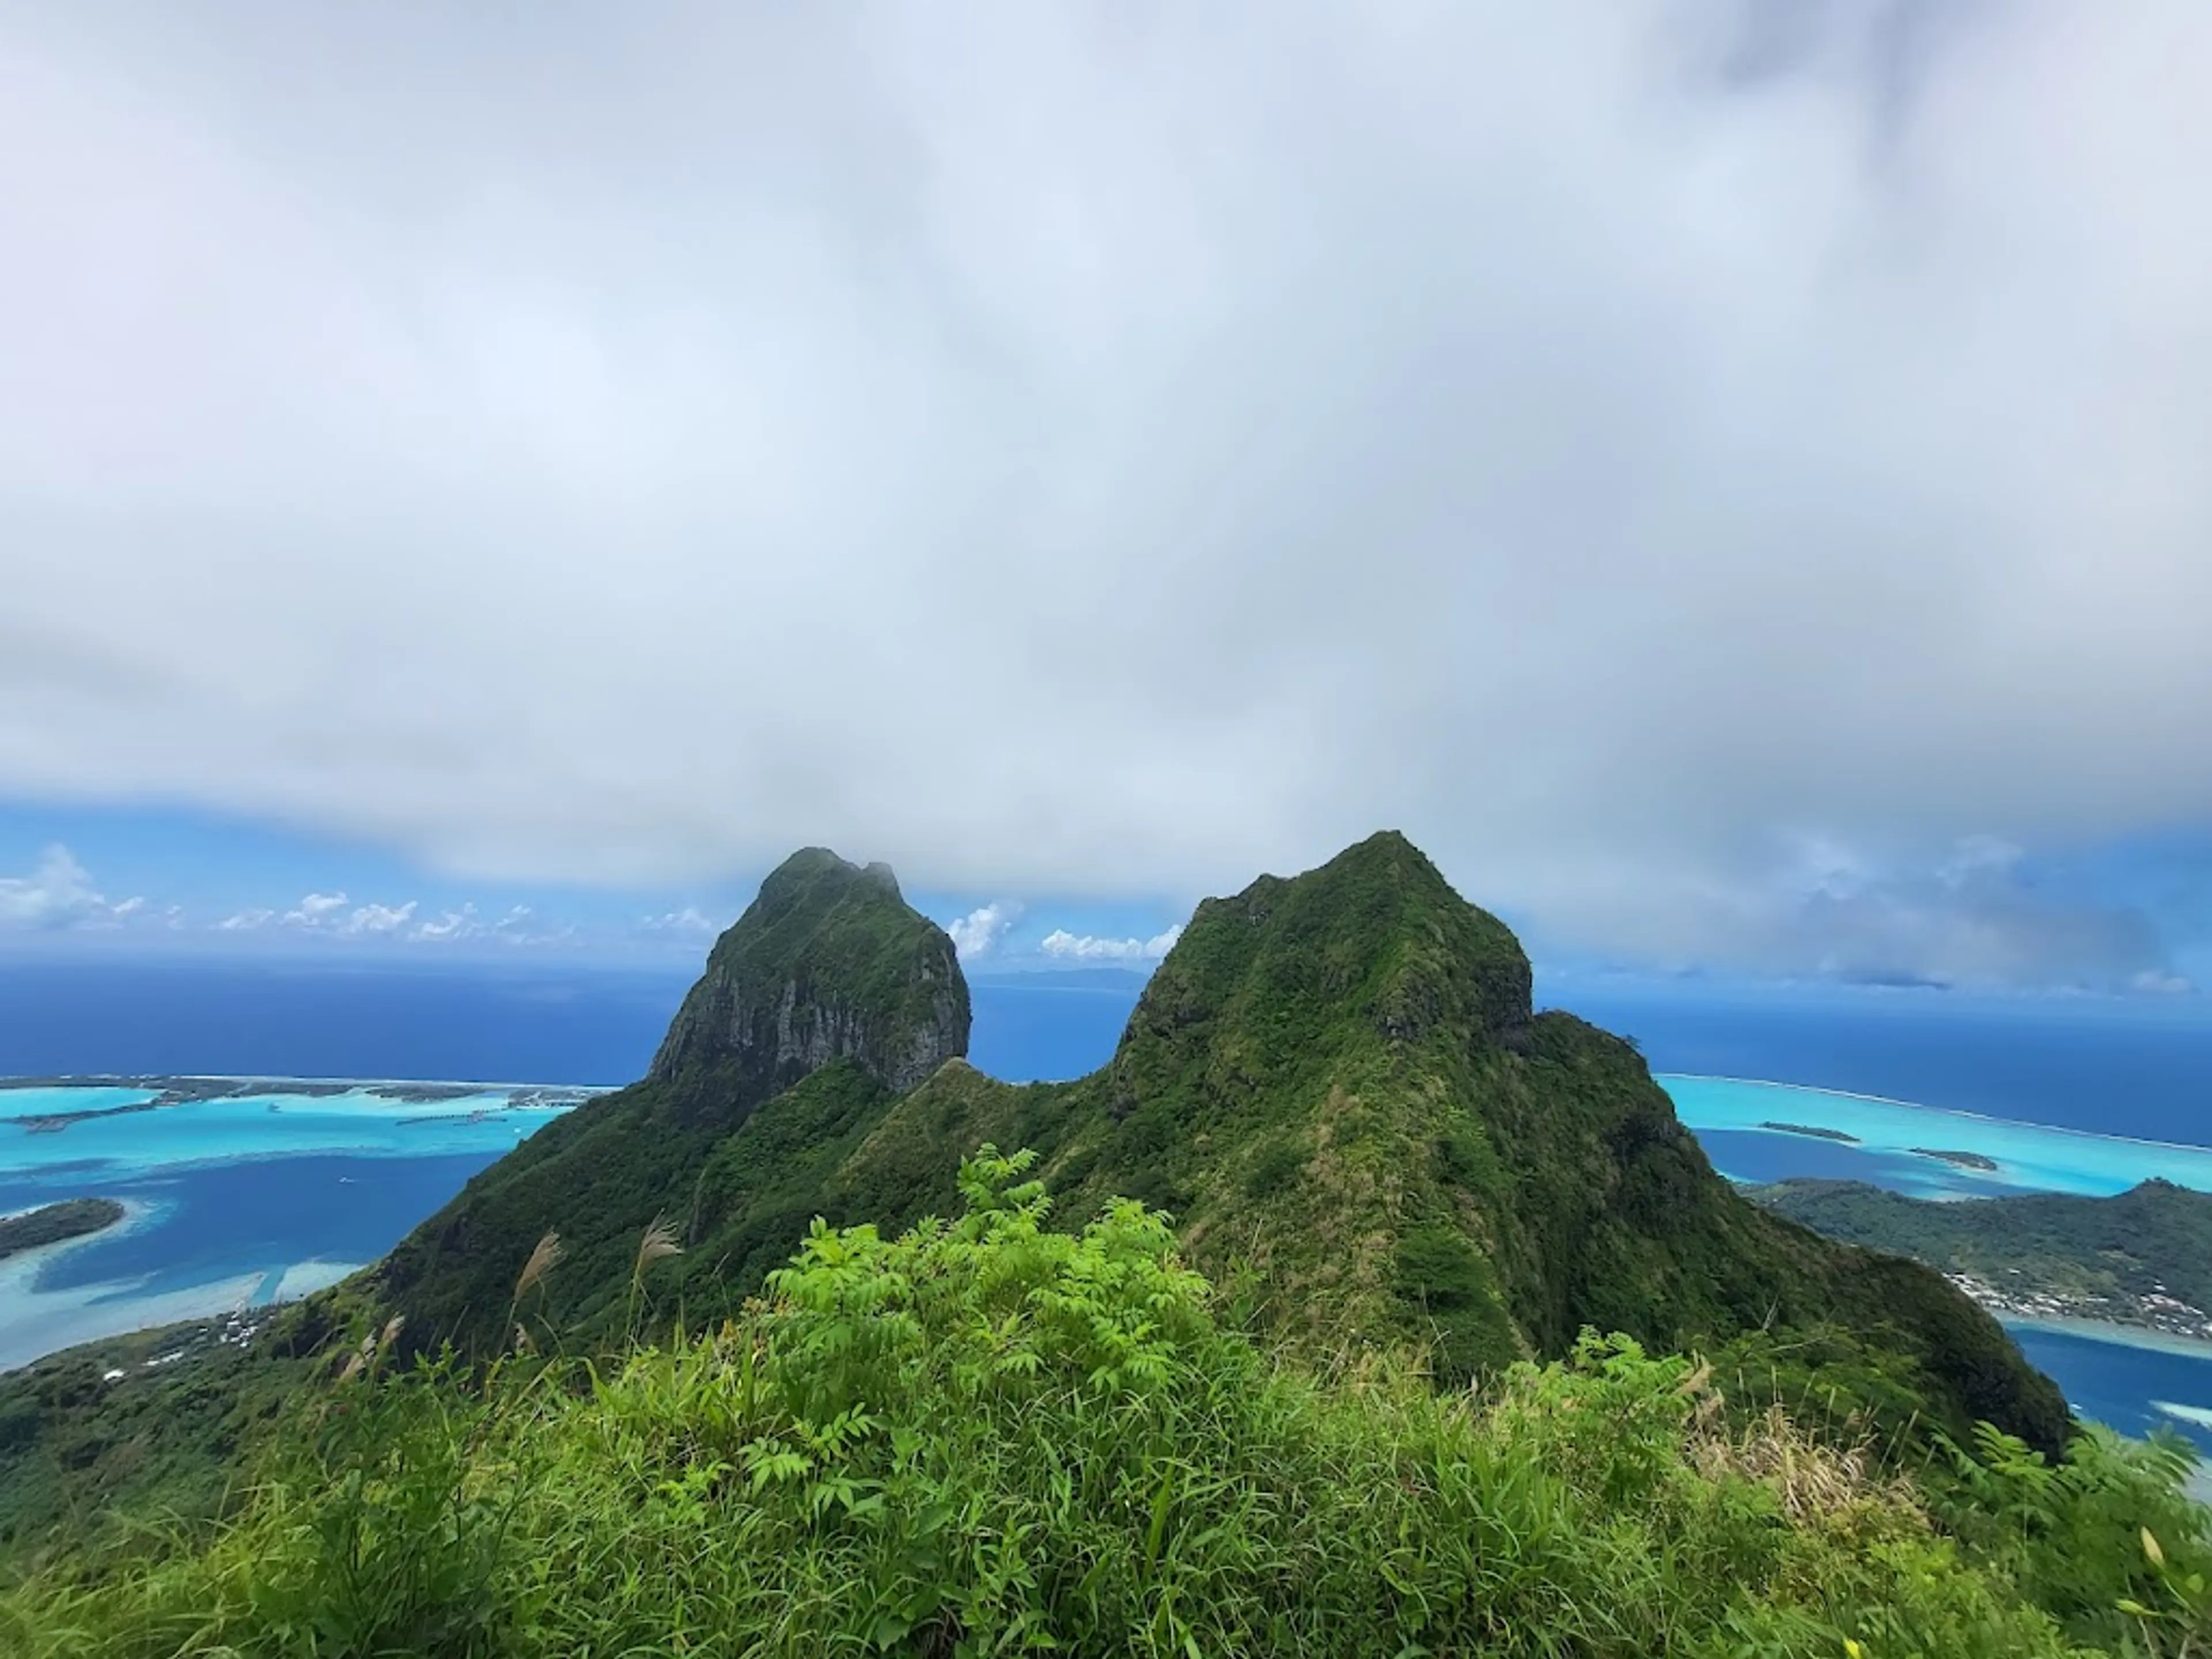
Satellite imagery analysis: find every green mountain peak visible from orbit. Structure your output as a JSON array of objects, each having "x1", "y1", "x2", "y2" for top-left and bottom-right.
[
  {"x1": 647, "y1": 846, "x2": 968, "y2": 1103},
  {"x1": 373, "y1": 846, "x2": 967, "y2": 1351},
  {"x1": 1113, "y1": 828, "x2": 1533, "y2": 1125}
]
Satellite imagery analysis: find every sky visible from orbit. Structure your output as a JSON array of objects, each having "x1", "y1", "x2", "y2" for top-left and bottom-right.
[{"x1": 3, "y1": 2, "x2": 2211, "y2": 996}]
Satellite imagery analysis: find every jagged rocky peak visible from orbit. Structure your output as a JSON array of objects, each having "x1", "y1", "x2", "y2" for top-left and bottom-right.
[{"x1": 647, "y1": 846, "x2": 970, "y2": 1107}]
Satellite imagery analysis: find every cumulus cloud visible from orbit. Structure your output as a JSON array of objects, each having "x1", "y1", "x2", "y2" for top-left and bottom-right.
[
  {"x1": 0, "y1": 845, "x2": 139, "y2": 930},
  {"x1": 490, "y1": 905, "x2": 575, "y2": 948},
  {"x1": 1577, "y1": 834, "x2": 2184, "y2": 990},
  {"x1": 945, "y1": 901, "x2": 1022, "y2": 960},
  {"x1": 215, "y1": 895, "x2": 574, "y2": 949},
  {"x1": 4, "y1": 6, "x2": 2211, "y2": 984},
  {"x1": 412, "y1": 902, "x2": 480, "y2": 942},
  {"x1": 2132, "y1": 969, "x2": 2196, "y2": 997},
  {"x1": 1039, "y1": 923, "x2": 1184, "y2": 964},
  {"x1": 639, "y1": 906, "x2": 719, "y2": 935},
  {"x1": 339, "y1": 900, "x2": 418, "y2": 937}
]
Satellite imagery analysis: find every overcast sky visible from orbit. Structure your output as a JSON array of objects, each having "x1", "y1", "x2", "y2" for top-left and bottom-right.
[{"x1": 4, "y1": 2, "x2": 2210, "y2": 991}]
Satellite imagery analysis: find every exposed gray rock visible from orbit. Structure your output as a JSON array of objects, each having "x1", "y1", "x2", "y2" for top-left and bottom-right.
[{"x1": 647, "y1": 847, "x2": 969, "y2": 1118}]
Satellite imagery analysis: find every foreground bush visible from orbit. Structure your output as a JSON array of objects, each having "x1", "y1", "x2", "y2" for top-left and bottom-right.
[{"x1": 6, "y1": 1150, "x2": 2207, "y2": 1657}]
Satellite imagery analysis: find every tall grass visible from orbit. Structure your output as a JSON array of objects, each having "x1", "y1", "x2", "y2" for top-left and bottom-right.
[
  {"x1": 5, "y1": 1149, "x2": 2207, "y2": 1657},
  {"x1": 505, "y1": 1230, "x2": 563, "y2": 1355},
  {"x1": 624, "y1": 1214, "x2": 684, "y2": 1339}
]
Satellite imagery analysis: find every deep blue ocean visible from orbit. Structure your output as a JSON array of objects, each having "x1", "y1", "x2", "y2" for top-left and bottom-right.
[
  {"x1": 7, "y1": 959, "x2": 2212, "y2": 1456},
  {"x1": 11, "y1": 963, "x2": 2207, "y2": 1140},
  {"x1": 1556, "y1": 980, "x2": 2212, "y2": 1147},
  {"x1": 0, "y1": 961, "x2": 698, "y2": 1086},
  {"x1": 0, "y1": 963, "x2": 1147, "y2": 1090}
]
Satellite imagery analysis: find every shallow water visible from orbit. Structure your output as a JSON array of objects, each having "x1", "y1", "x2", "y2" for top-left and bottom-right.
[
  {"x1": 1659, "y1": 1074, "x2": 2212, "y2": 1199},
  {"x1": 0, "y1": 1086, "x2": 568, "y2": 1178},
  {"x1": 0, "y1": 1081, "x2": 586, "y2": 1368}
]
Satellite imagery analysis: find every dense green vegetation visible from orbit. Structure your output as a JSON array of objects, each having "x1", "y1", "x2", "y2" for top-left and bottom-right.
[
  {"x1": 376, "y1": 848, "x2": 965, "y2": 1358},
  {"x1": 6, "y1": 1155, "x2": 2206, "y2": 1658},
  {"x1": 0, "y1": 1198, "x2": 124, "y2": 1262},
  {"x1": 1753, "y1": 1178, "x2": 2212, "y2": 1317},
  {"x1": 0, "y1": 1290, "x2": 389, "y2": 1568}
]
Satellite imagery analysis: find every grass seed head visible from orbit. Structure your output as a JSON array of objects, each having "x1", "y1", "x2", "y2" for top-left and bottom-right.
[
  {"x1": 514, "y1": 1230, "x2": 565, "y2": 1304},
  {"x1": 634, "y1": 1215, "x2": 684, "y2": 1282}
]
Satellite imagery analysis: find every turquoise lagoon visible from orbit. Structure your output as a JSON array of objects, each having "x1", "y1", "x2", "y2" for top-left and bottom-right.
[
  {"x1": 0, "y1": 1080, "x2": 593, "y2": 1369},
  {"x1": 1660, "y1": 1074, "x2": 2212, "y2": 1199},
  {"x1": 0, "y1": 1082, "x2": 585, "y2": 1179}
]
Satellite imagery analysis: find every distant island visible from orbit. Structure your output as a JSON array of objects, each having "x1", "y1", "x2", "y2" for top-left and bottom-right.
[
  {"x1": 1756, "y1": 1120, "x2": 1861, "y2": 1143},
  {"x1": 0, "y1": 1198, "x2": 125, "y2": 1263},
  {"x1": 1908, "y1": 1147, "x2": 1999, "y2": 1172},
  {"x1": 2, "y1": 1076, "x2": 605, "y2": 1134},
  {"x1": 1752, "y1": 1176, "x2": 2212, "y2": 1344}
]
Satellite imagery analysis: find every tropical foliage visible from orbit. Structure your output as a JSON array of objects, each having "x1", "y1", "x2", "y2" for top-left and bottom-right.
[{"x1": 5, "y1": 1154, "x2": 2206, "y2": 1658}]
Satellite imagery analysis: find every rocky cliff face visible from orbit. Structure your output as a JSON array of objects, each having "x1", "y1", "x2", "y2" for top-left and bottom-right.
[
  {"x1": 373, "y1": 846, "x2": 969, "y2": 1354},
  {"x1": 649, "y1": 847, "x2": 969, "y2": 1111}
]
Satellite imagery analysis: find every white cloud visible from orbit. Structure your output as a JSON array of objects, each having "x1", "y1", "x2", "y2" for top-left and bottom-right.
[
  {"x1": 339, "y1": 900, "x2": 417, "y2": 937},
  {"x1": 945, "y1": 901, "x2": 1021, "y2": 959},
  {"x1": 640, "y1": 906, "x2": 719, "y2": 935},
  {"x1": 484, "y1": 905, "x2": 575, "y2": 948},
  {"x1": 2131, "y1": 969, "x2": 2196, "y2": 997},
  {"x1": 1039, "y1": 922, "x2": 1183, "y2": 963},
  {"x1": 412, "y1": 902, "x2": 480, "y2": 942},
  {"x1": 1937, "y1": 836, "x2": 2025, "y2": 889},
  {"x1": 0, "y1": 845, "x2": 141, "y2": 930},
  {"x1": 215, "y1": 907, "x2": 274, "y2": 931},
  {"x1": 3, "y1": 7, "x2": 2211, "y2": 983},
  {"x1": 282, "y1": 892, "x2": 349, "y2": 927},
  {"x1": 1586, "y1": 836, "x2": 2181, "y2": 991}
]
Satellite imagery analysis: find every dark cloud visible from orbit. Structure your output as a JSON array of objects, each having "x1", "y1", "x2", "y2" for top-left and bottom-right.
[{"x1": 2, "y1": 3, "x2": 2209, "y2": 988}]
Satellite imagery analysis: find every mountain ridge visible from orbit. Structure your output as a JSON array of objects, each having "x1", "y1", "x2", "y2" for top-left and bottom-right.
[
  {"x1": 0, "y1": 829, "x2": 2077, "y2": 1563},
  {"x1": 375, "y1": 827, "x2": 2066, "y2": 1453}
]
